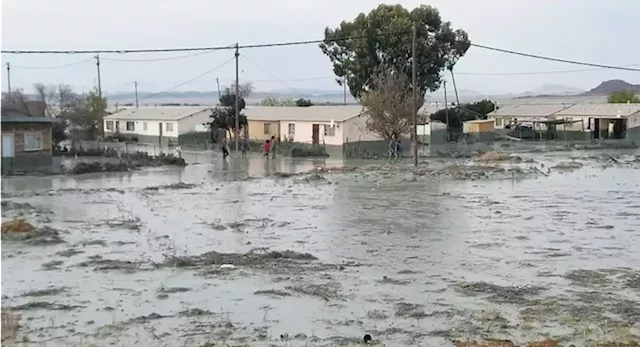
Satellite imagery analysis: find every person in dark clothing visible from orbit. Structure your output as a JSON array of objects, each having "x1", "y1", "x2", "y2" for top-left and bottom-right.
[
  {"x1": 221, "y1": 138, "x2": 229, "y2": 158},
  {"x1": 270, "y1": 135, "x2": 277, "y2": 159}
]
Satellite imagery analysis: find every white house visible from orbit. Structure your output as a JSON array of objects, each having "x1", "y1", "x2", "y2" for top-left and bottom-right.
[{"x1": 103, "y1": 107, "x2": 213, "y2": 143}]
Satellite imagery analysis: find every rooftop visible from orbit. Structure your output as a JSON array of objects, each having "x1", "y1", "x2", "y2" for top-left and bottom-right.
[
  {"x1": 244, "y1": 106, "x2": 364, "y2": 122},
  {"x1": 487, "y1": 104, "x2": 572, "y2": 118},
  {"x1": 556, "y1": 103, "x2": 640, "y2": 117},
  {"x1": 103, "y1": 107, "x2": 213, "y2": 121}
]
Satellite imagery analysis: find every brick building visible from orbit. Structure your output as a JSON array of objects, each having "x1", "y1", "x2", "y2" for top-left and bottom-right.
[{"x1": 1, "y1": 101, "x2": 56, "y2": 174}]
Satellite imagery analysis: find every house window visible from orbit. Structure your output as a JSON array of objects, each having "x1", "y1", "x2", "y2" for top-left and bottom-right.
[
  {"x1": 126, "y1": 121, "x2": 135, "y2": 131},
  {"x1": 24, "y1": 132, "x2": 43, "y2": 151},
  {"x1": 166, "y1": 122, "x2": 174, "y2": 132},
  {"x1": 106, "y1": 121, "x2": 114, "y2": 131},
  {"x1": 264, "y1": 123, "x2": 271, "y2": 135},
  {"x1": 143, "y1": 122, "x2": 148, "y2": 131},
  {"x1": 495, "y1": 118, "x2": 503, "y2": 127},
  {"x1": 324, "y1": 124, "x2": 336, "y2": 137},
  {"x1": 288, "y1": 123, "x2": 295, "y2": 137}
]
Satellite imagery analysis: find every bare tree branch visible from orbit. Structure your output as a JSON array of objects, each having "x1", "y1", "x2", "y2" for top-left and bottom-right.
[{"x1": 359, "y1": 68, "x2": 414, "y2": 140}]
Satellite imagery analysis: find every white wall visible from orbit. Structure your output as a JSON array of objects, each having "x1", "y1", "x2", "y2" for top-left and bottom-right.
[
  {"x1": 278, "y1": 120, "x2": 344, "y2": 145},
  {"x1": 342, "y1": 115, "x2": 384, "y2": 143},
  {"x1": 176, "y1": 110, "x2": 212, "y2": 135},
  {"x1": 104, "y1": 119, "x2": 179, "y2": 137}
]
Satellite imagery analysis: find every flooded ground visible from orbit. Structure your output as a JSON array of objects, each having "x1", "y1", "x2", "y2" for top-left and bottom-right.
[{"x1": 2, "y1": 149, "x2": 640, "y2": 347}]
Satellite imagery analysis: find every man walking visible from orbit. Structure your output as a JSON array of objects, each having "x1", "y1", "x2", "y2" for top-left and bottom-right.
[
  {"x1": 388, "y1": 137, "x2": 397, "y2": 161},
  {"x1": 221, "y1": 138, "x2": 229, "y2": 159}
]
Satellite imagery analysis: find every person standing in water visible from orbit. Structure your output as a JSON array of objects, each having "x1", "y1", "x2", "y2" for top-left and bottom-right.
[
  {"x1": 240, "y1": 137, "x2": 248, "y2": 158},
  {"x1": 270, "y1": 135, "x2": 277, "y2": 159},
  {"x1": 221, "y1": 138, "x2": 229, "y2": 159},
  {"x1": 388, "y1": 137, "x2": 397, "y2": 161},
  {"x1": 263, "y1": 139, "x2": 271, "y2": 158}
]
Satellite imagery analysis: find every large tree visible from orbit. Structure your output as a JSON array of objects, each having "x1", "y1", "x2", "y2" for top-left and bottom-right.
[
  {"x1": 320, "y1": 4, "x2": 470, "y2": 104},
  {"x1": 209, "y1": 88, "x2": 248, "y2": 141},
  {"x1": 360, "y1": 68, "x2": 413, "y2": 139}
]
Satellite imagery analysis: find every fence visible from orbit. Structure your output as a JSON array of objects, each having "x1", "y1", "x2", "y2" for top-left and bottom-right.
[{"x1": 68, "y1": 140, "x2": 174, "y2": 156}]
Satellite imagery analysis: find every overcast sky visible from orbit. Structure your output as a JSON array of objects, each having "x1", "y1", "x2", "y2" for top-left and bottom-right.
[{"x1": 2, "y1": 0, "x2": 639, "y2": 96}]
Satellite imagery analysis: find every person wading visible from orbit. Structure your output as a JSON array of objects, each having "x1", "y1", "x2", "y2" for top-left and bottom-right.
[
  {"x1": 221, "y1": 138, "x2": 229, "y2": 159},
  {"x1": 270, "y1": 135, "x2": 277, "y2": 159}
]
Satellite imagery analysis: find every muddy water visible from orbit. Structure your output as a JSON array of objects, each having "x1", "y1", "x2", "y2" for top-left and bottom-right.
[{"x1": 2, "y1": 151, "x2": 639, "y2": 346}]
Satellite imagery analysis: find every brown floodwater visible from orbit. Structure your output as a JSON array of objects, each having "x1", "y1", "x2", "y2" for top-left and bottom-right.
[{"x1": 2, "y1": 150, "x2": 639, "y2": 346}]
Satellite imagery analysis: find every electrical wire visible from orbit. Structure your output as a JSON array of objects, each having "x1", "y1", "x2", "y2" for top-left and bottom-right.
[
  {"x1": 240, "y1": 55, "x2": 298, "y2": 91},
  {"x1": 3, "y1": 32, "x2": 639, "y2": 71},
  {"x1": 101, "y1": 50, "x2": 216, "y2": 62},
  {"x1": 138, "y1": 56, "x2": 234, "y2": 100},
  {"x1": 456, "y1": 64, "x2": 640, "y2": 76},
  {"x1": 9, "y1": 58, "x2": 94, "y2": 70}
]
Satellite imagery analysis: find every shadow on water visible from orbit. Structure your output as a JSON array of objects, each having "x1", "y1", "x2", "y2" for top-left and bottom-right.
[{"x1": 2, "y1": 150, "x2": 639, "y2": 346}]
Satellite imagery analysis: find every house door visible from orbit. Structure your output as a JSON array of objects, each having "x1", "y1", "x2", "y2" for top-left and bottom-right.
[
  {"x1": 115, "y1": 121, "x2": 120, "y2": 132},
  {"x1": 312, "y1": 124, "x2": 320, "y2": 145},
  {"x1": 2, "y1": 134, "x2": 14, "y2": 158}
]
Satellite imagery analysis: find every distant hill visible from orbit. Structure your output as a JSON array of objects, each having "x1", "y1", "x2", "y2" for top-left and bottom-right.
[
  {"x1": 583, "y1": 79, "x2": 640, "y2": 96},
  {"x1": 519, "y1": 83, "x2": 584, "y2": 97}
]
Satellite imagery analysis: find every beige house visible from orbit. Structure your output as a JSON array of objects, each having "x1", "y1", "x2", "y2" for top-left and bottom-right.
[{"x1": 244, "y1": 106, "x2": 382, "y2": 146}]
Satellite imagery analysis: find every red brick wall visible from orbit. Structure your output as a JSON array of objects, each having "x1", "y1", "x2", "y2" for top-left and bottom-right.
[{"x1": 2, "y1": 123, "x2": 52, "y2": 155}]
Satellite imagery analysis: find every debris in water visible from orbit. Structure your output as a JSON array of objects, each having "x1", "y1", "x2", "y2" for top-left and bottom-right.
[
  {"x1": 475, "y1": 151, "x2": 523, "y2": 162},
  {"x1": 9, "y1": 301, "x2": 83, "y2": 311},
  {"x1": 162, "y1": 249, "x2": 317, "y2": 268},
  {"x1": 1, "y1": 311, "x2": 19, "y2": 342},
  {"x1": 286, "y1": 283, "x2": 342, "y2": 301},
  {"x1": 364, "y1": 333, "x2": 372, "y2": 344},
  {"x1": 21, "y1": 287, "x2": 67, "y2": 297},
  {"x1": 143, "y1": 182, "x2": 197, "y2": 191},
  {"x1": 254, "y1": 289, "x2": 292, "y2": 297},
  {"x1": 457, "y1": 282, "x2": 546, "y2": 304},
  {"x1": 452, "y1": 339, "x2": 517, "y2": 347},
  {"x1": 551, "y1": 161, "x2": 584, "y2": 171},
  {"x1": 41, "y1": 260, "x2": 64, "y2": 270}
]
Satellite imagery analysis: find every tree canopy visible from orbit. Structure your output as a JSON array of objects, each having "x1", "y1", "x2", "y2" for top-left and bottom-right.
[
  {"x1": 429, "y1": 100, "x2": 498, "y2": 128},
  {"x1": 319, "y1": 4, "x2": 470, "y2": 104},
  {"x1": 209, "y1": 88, "x2": 248, "y2": 140},
  {"x1": 608, "y1": 90, "x2": 640, "y2": 103}
]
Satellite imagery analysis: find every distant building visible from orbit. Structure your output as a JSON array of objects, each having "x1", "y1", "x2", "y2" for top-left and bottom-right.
[
  {"x1": 102, "y1": 107, "x2": 213, "y2": 145},
  {"x1": 1, "y1": 101, "x2": 56, "y2": 173}
]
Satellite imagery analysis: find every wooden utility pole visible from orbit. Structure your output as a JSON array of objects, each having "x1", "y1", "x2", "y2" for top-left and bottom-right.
[
  {"x1": 343, "y1": 76, "x2": 347, "y2": 106},
  {"x1": 411, "y1": 21, "x2": 418, "y2": 167},
  {"x1": 216, "y1": 78, "x2": 221, "y2": 103},
  {"x1": 95, "y1": 55, "x2": 104, "y2": 136},
  {"x1": 134, "y1": 81, "x2": 139, "y2": 108},
  {"x1": 449, "y1": 69, "x2": 460, "y2": 107},
  {"x1": 234, "y1": 43, "x2": 240, "y2": 152},
  {"x1": 444, "y1": 80, "x2": 449, "y2": 142},
  {"x1": 6, "y1": 63, "x2": 11, "y2": 95}
]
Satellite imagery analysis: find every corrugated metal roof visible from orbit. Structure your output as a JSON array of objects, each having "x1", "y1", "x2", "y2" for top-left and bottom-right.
[
  {"x1": 556, "y1": 103, "x2": 640, "y2": 117},
  {"x1": 245, "y1": 106, "x2": 364, "y2": 122},
  {"x1": 487, "y1": 104, "x2": 572, "y2": 118},
  {"x1": 103, "y1": 107, "x2": 213, "y2": 121},
  {"x1": 1, "y1": 114, "x2": 57, "y2": 123}
]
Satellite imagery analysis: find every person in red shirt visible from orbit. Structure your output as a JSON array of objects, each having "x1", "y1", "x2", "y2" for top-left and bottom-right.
[{"x1": 263, "y1": 140, "x2": 270, "y2": 157}]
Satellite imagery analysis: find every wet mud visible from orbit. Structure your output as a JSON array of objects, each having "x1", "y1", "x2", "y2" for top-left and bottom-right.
[{"x1": 1, "y1": 149, "x2": 639, "y2": 346}]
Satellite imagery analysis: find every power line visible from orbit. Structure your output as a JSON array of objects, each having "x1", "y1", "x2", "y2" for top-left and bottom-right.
[
  {"x1": 470, "y1": 43, "x2": 640, "y2": 72},
  {"x1": 101, "y1": 50, "x2": 216, "y2": 62},
  {"x1": 139, "y1": 56, "x2": 235, "y2": 101},
  {"x1": 457, "y1": 64, "x2": 640, "y2": 76},
  {"x1": 240, "y1": 55, "x2": 297, "y2": 91},
  {"x1": 9, "y1": 58, "x2": 94, "y2": 70},
  {"x1": 3, "y1": 32, "x2": 639, "y2": 72}
]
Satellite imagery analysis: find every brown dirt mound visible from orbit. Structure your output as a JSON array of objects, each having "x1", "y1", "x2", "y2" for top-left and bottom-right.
[
  {"x1": 1, "y1": 219, "x2": 35, "y2": 233},
  {"x1": 1, "y1": 311, "x2": 19, "y2": 341},
  {"x1": 476, "y1": 151, "x2": 523, "y2": 162}
]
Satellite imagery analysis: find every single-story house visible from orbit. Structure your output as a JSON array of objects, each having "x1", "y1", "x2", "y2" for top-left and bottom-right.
[
  {"x1": 244, "y1": 106, "x2": 384, "y2": 146},
  {"x1": 1, "y1": 101, "x2": 56, "y2": 173},
  {"x1": 103, "y1": 107, "x2": 213, "y2": 145},
  {"x1": 487, "y1": 104, "x2": 573, "y2": 130},
  {"x1": 554, "y1": 103, "x2": 640, "y2": 141},
  {"x1": 463, "y1": 119, "x2": 496, "y2": 142}
]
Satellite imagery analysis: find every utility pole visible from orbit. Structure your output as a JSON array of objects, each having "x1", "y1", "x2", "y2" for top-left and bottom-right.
[
  {"x1": 134, "y1": 81, "x2": 139, "y2": 108},
  {"x1": 234, "y1": 43, "x2": 240, "y2": 152},
  {"x1": 216, "y1": 78, "x2": 221, "y2": 104},
  {"x1": 449, "y1": 69, "x2": 460, "y2": 107},
  {"x1": 95, "y1": 55, "x2": 104, "y2": 136},
  {"x1": 444, "y1": 80, "x2": 449, "y2": 142},
  {"x1": 411, "y1": 21, "x2": 418, "y2": 167},
  {"x1": 6, "y1": 63, "x2": 11, "y2": 95},
  {"x1": 343, "y1": 76, "x2": 347, "y2": 106}
]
